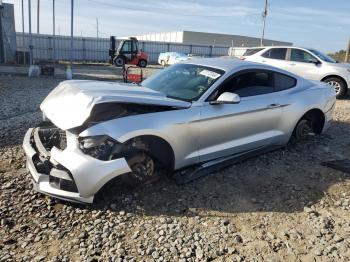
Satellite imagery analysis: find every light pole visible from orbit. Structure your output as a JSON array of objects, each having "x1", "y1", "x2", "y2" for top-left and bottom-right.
[
  {"x1": 66, "y1": 0, "x2": 74, "y2": 79},
  {"x1": 52, "y1": 0, "x2": 55, "y2": 62},
  {"x1": 70, "y1": 0, "x2": 73, "y2": 64},
  {"x1": 28, "y1": 0, "x2": 33, "y2": 65},
  {"x1": 21, "y1": 0, "x2": 25, "y2": 64},
  {"x1": 37, "y1": 0, "x2": 39, "y2": 34},
  {"x1": 0, "y1": 0, "x2": 4, "y2": 64}
]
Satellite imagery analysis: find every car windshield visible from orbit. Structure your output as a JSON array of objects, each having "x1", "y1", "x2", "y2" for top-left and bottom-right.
[
  {"x1": 308, "y1": 49, "x2": 337, "y2": 63},
  {"x1": 142, "y1": 64, "x2": 224, "y2": 102},
  {"x1": 243, "y1": 48, "x2": 264, "y2": 56},
  {"x1": 175, "y1": 53, "x2": 187, "y2": 58}
]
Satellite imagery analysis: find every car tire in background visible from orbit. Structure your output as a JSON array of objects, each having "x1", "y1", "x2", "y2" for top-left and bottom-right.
[
  {"x1": 138, "y1": 59, "x2": 147, "y2": 68},
  {"x1": 113, "y1": 56, "x2": 125, "y2": 67},
  {"x1": 323, "y1": 77, "x2": 347, "y2": 99},
  {"x1": 161, "y1": 60, "x2": 166, "y2": 67}
]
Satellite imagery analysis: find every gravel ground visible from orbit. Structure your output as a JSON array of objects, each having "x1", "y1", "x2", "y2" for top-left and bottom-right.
[{"x1": 1, "y1": 74, "x2": 350, "y2": 262}]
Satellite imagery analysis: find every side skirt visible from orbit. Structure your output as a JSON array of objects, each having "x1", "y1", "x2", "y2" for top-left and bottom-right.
[{"x1": 173, "y1": 145, "x2": 284, "y2": 184}]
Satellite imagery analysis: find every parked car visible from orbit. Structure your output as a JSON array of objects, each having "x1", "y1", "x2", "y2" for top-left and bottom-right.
[
  {"x1": 23, "y1": 58, "x2": 335, "y2": 203},
  {"x1": 242, "y1": 46, "x2": 350, "y2": 98},
  {"x1": 158, "y1": 52, "x2": 189, "y2": 66}
]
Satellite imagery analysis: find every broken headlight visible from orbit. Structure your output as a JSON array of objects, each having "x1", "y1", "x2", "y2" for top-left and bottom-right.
[{"x1": 79, "y1": 135, "x2": 117, "y2": 160}]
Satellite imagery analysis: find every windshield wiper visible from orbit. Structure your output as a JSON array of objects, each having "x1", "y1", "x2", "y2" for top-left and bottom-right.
[{"x1": 166, "y1": 95, "x2": 191, "y2": 102}]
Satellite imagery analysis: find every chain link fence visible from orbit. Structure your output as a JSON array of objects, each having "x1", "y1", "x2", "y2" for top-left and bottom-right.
[{"x1": 15, "y1": 33, "x2": 230, "y2": 64}]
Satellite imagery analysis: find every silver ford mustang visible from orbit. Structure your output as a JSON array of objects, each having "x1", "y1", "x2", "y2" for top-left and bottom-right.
[{"x1": 23, "y1": 58, "x2": 336, "y2": 203}]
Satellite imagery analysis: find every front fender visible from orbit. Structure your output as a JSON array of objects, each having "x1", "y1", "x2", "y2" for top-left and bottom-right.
[{"x1": 80, "y1": 108, "x2": 201, "y2": 169}]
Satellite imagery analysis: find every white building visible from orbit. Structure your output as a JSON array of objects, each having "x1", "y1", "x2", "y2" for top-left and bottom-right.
[{"x1": 133, "y1": 30, "x2": 292, "y2": 47}]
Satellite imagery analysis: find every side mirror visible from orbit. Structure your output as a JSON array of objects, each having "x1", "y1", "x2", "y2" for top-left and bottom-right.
[{"x1": 210, "y1": 92, "x2": 241, "y2": 105}]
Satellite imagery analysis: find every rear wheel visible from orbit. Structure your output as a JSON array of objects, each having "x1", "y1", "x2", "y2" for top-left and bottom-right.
[
  {"x1": 161, "y1": 60, "x2": 166, "y2": 67},
  {"x1": 122, "y1": 152, "x2": 159, "y2": 187},
  {"x1": 323, "y1": 77, "x2": 347, "y2": 98},
  {"x1": 293, "y1": 118, "x2": 314, "y2": 141},
  {"x1": 113, "y1": 56, "x2": 125, "y2": 67},
  {"x1": 138, "y1": 59, "x2": 147, "y2": 68}
]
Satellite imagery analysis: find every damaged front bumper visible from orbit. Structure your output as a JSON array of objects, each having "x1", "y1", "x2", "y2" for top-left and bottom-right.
[{"x1": 23, "y1": 127, "x2": 131, "y2": 204}]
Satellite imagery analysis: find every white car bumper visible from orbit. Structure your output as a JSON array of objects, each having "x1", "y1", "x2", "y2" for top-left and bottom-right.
[{"x1": 23, "y1": 128, "x2": 131, "y2": 204}]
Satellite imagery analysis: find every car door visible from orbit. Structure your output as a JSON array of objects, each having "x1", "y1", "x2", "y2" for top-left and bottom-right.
[
  {"x1": 198, "y1": 70, "x2": 284, "y2": 162},
  {"x1": 284, "y1": 48, "x2": 321, "y2": 80},
  {"x1": 120, "y1": 41, "x2": 132, "y2": 62},
  {"x1": 259, "y1": 48, "x2": 288, "y2": 69}
]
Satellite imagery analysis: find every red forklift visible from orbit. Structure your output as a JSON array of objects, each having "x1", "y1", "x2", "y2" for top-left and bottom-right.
[{"x1": 109, "y1": 37, "x2": 149, "y2": 67}]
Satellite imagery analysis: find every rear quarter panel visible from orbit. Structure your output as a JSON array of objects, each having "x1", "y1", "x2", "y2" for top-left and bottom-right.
[{"x1": 278, "y1": 80, "x2": 335, "y2": 142}]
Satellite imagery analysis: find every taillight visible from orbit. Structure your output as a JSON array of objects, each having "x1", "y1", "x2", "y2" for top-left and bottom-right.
[{"x1": 240, "y1": 56, "x2": 246, "y2": 60}]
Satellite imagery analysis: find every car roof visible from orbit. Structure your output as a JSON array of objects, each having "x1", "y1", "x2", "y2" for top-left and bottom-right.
[
  {"x1": 182, "y1": 57, "x2": 271, "y2": 71},
  {"x1": 247, "y1": 45, "x2": 313, "y2": 51}
]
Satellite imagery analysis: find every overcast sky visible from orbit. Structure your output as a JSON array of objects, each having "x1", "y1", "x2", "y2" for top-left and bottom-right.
[{"x1": 4, "y1": 0, "x2": 350, "y2": 53}]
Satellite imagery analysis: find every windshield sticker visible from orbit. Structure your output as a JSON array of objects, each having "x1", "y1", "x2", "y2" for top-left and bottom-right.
[{"x1": 199, "y1": 69, "x2": 221, "y2": 79}]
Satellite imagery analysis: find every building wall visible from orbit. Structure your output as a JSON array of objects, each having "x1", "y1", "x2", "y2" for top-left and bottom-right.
[
  {"x1": 134, "y1": 31, "x2": 292, "y2": 47},
  {"x1": 182, "y1": 31, "x2": 292, "y2": 47},
  {"x1": 1, "y1": 3, "x2": 17, "y2": 63},
  {"x1": 135, "y1": 31, "x2": 183, "y2": 43}
]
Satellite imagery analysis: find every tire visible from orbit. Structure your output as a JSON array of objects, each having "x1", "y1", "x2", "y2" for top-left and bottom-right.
[
  {"x1": 138, "y1": 59, "x2": 147, "y2": 68},
  {"x1": 323, "y1": 77, "x2": 347, "y2": 99},
  {"x1": 161, "y1": 60, "x2": 166, "y2": 67},
  {"x1": 113, "y1": 56, "x2": 125, "y2": 67},
  {"x1": 122, "y1": 152, "x2": 159, "y2": 187},
  {"x1": 292, "y1": 118, "x2": 314, "y2": 142}
]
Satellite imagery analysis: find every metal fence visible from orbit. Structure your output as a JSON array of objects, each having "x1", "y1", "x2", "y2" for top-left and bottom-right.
[{"x1": 16, "y1": 33, "x2": 230, "y2": 64}]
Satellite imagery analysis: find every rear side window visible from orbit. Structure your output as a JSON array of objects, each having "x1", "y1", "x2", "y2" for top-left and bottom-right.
[
  {"x1": 243, "y1": 48, "x2": 263, "y2": 56},
  {"x1": 274, "y1": 73, "x2": 296, "y2": 91},
  {"x1": 216, "y1": 71, "x2": 274, "y2": 98},
  {"x1": 262, "y1": 48, "x2": 287, "y2": 60}
]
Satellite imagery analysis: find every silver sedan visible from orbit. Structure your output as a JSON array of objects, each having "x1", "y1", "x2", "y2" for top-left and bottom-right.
[{"x1": 23, "y1": 58, "x2": 336, "y2": 203}]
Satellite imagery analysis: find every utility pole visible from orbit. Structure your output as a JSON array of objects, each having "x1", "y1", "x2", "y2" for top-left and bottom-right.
[
  {"x1": 96, "y1": 18, "x2": 99, "y2": 38},
  {"x1": 260, "y1": 0, "x2": 268, "y2": 46},
  {"x1": 345, "y1": 37, "x2": 350, "y2": 63},
  {"x1": 37, "y1": 0, "x2": 39, "y2": 34}
]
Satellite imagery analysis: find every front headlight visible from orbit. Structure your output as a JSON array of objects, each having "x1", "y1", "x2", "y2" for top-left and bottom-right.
[{"x1": 79, "y1": 135, "x2": 118, "y2": 160}]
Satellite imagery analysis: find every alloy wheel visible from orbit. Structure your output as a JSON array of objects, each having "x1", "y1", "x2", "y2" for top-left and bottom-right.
[{"x1": 327, "y1": 80, "x2": 341, "y2": 95}]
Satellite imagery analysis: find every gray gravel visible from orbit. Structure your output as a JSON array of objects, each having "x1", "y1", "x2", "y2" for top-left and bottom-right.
[{"x1": 1, "y1": 74, "x2": 350, "y2": 261}]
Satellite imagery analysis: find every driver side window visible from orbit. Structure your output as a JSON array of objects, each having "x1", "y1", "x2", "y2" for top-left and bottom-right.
[
  {"x1": 121, "y1": 41, "x2": 131, "y2": 52},
  {"x1": 213, "y1": 70, "x2": 274, "y2": 99},
  {"x1": 290, "y1": 49, "x2": 317, "y2": 63}
]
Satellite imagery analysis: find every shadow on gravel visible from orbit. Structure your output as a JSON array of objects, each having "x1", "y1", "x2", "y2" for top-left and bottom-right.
[{"x1": 59, "y1": 120, "x2": 350, "y2": 216}]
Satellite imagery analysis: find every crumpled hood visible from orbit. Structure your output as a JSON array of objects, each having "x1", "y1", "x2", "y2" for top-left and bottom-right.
[{"x1": 40, "y1": 80, "x2": 190, "y2": 130}]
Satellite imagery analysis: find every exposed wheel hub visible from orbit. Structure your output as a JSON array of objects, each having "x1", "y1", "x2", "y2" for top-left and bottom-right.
[
  {"x1": 129, "y1": 153, "x2": 155, "y2": 182},
  {"x1": 296, "y1": 119, "x2": 313, "y2": 139}
]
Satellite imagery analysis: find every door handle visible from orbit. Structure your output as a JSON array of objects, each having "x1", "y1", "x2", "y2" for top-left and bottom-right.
[
  {"x1": 261, "y1": 60, "x2": 266, "y2": 62},
  {"x1": 289, "y1": 63, "x2": 296, "y2": 66},
  {"x1": 267, "y1": 103, "x2": 281, "y2": 109}
]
